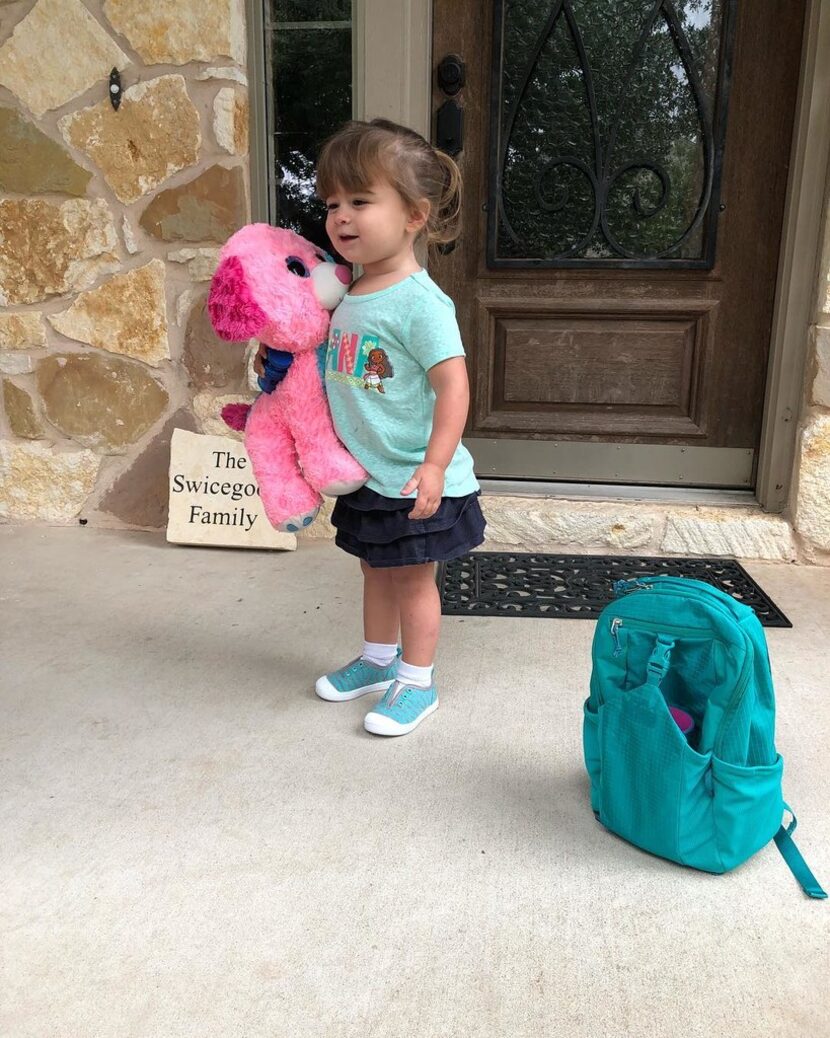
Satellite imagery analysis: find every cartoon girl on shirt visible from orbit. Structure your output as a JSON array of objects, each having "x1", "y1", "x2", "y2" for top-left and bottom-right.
[{"x1": 363, "y1": 348, "x2": 394, "y2": 394}]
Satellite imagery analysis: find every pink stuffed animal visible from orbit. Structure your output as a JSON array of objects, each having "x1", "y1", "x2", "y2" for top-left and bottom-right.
[{"x1": 207, "y1": 224, "x2": 367, "y2": 532}]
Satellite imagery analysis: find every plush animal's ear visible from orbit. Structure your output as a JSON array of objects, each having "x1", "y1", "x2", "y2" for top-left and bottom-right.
[
  {"x1": 221, "y1": 403, "x2": 252, "y2": 431},
  {"x1": 208, "y1": 255, "x2": 268, "y2": 341}
]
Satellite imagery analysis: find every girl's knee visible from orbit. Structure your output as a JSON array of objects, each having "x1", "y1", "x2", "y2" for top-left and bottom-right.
[{"x1": 389, "y1": 562, "x2": 435, "y2": 587}]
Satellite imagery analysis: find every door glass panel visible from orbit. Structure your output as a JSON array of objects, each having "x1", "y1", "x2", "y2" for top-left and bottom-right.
[
  {"x1": 488, "y1": 0, "x2": 735, "y2": 268},
  {"x1": 266, "y1": 1, "x2": 353, "y2": 248}
]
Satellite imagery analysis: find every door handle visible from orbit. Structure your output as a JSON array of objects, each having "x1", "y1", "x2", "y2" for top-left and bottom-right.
[
  {"x1": 436, "y1": 99, "x2": 463, "y2": 156},
  {"x1": 436, "y1": 54, "x2": 464, "y2": 157}
]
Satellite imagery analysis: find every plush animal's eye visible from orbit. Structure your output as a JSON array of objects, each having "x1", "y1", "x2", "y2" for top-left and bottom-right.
[{"x1": 285, "y1": 256, "x2": 309, "y2": 278}]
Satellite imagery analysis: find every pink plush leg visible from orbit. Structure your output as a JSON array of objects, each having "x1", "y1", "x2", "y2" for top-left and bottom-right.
[
  {"x1": 245, "y1": 396, "x2": 322, "y2": 530},
  {"x1": 282, "y1": 352, "x2": 368, "y2": 496}
]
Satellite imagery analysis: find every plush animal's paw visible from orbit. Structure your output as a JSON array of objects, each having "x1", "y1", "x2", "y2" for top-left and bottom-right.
[
  {"x1": 279, "y1": 507, "x2": 321, "y2": 533},
  {"x1": 320, "y1": 478, "x2": 367, "y2": 497}
]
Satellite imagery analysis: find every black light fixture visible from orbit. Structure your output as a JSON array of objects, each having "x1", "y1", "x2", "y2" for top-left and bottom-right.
[{"x1": 109, "y1": 67, "x2": 122, "y2": 110}]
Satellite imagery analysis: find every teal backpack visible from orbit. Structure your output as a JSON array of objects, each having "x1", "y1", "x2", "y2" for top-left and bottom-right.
[{"x1": 583, "y1": 575, "x2": 826, "y2": 898}]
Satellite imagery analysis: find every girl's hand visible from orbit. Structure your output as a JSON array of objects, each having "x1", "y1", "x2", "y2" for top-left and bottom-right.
[
  {"x1": 253, "y1": 342, "x2": 267, "y2": 377},
  {"x1": 402, "y1": 463, "x2": 445, "y2": 520}
]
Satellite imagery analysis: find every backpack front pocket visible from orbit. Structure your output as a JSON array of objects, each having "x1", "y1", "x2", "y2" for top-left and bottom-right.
[{"x1": 598, "y1": 682, "x2": 718, "y2": 870}]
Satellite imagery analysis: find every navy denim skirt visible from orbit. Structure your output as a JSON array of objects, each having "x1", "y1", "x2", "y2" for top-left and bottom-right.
[{"x1": 331, "y1": 486, "x2": 486, "y2": 568}]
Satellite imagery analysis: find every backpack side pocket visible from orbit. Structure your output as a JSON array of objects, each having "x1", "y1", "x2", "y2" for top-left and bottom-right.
[
  {"x1": 583, "y1": 699, "x2": 601, "y2": 815},
  {"x1": 711, "y1": 754, "x2": 784, "y2": 870}
]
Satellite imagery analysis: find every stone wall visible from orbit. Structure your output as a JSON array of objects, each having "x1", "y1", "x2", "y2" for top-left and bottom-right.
[
  {"x1": 0, "y1": 0, "x2": 252, "y2": 527},
  {"x1": 792, "y1": 194, "x2": 830, "y2": 563}
]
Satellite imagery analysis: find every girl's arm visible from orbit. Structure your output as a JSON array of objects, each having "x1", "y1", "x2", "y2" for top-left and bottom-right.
[{"x1": 402, "y1": 356, "x2": 470, "y2": 520}]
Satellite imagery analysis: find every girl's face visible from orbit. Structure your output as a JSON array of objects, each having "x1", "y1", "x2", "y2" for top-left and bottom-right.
[{"x1": 325, "y1": 179, "x2": 426, "y2": 270}]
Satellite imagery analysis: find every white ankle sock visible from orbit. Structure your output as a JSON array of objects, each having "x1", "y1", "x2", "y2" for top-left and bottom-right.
[
  {"x1": 361, "y1": 641, "x2": 398, "y2": 667},
  {"x1": 397, "y1": 659, "x2": 434, "y2": 689}
]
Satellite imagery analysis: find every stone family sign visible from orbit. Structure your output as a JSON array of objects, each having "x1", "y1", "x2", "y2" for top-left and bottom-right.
[{"x1": 167, "y1": 428, "x2": 296, "y2": 550}]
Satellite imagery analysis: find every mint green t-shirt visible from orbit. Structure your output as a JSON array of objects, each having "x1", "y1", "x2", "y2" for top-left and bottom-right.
[{"x1": 324, "y1": 270, "x2": 479, "y2": 499}]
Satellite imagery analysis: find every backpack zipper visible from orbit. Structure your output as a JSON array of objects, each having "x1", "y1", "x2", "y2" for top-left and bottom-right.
[
  {"x1": 608, "y1": 616, "x2": 712, "y2": 640},
  {"x1": 615, "y1": 575, "x2": 749, "y2": 619},
  {"x1": 611, "y1": 618, "x2": 624, "y2": 656}
]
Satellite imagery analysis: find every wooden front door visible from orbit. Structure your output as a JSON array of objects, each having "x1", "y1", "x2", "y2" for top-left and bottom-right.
[{"x1": 431, "y1": 0, "x2": 806, "y2": 488}]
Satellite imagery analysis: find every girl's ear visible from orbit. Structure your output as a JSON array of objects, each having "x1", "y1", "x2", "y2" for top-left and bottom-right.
[{"x1": 407, "y1": 198, "x2": 430, "y2": 234}]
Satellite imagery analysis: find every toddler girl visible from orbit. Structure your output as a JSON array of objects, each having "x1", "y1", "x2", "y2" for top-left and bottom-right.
[{"x1": 304, "y1": 118, "x2": 486, "y2": 735}]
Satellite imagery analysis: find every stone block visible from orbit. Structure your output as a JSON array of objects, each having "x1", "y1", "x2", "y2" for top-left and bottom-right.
[
  {"x1": 0, "y1": 441, "x2": 100, "y2": 520},
  {"x1": 48, "y1": 260, "x2": 169, "y2": 367},
  {"x1": 103, "y1": 0, "x2": 245, "y2": 65},
  {"x1": 480, "y1": 495, "x2": 659, "y2": 551},
  {"x1": 59, "y1": 76, "x2": 201, "y2": 205},
  {"x1": 183, "y1": 292, "x2": 246, "y2": 389},
  {"x1": 168, "y1": 247, "x2": 221, "y2": 282},
  {"x1": 0, "y1": 313, "x2": 46, "y2": 349},
  {"x1": 37, "y1": 353, "x2": 168, "y2": 453},
  {"x1": 99, "y1": 408, "x2": 197, "y2": 528},
  {"x1": 213, "y1": 87, "x2": 248, "y2": 155},
  {"x1": 0, "y1": 353, "x2": 33, "y2": 374},
  {"x1": 139, "y1": 165, "x2": 246, "y2": 243},
  {"x1": 0, "y1": 0, "x2": 128, "y2": 116},
  {"x1": 0, "y1": 198, "x2": 118, "y2": 306},
  {"x1": 662, "y1": 508, "x2": 796, "y2": 561},
  {"x1": 794, "y1": 414, "x2": 830, "y2": 554},
  {"x1": 0, "y1": 107, "x2": 91, "y2": 195},
  {"x1": 3, "y1": 380, "x2": 44, "y2": 439},
  {"x1": 812, "y1": 326, "x2": 830, "y2": 408},
  {"x1": 197, "y1": 67, "x2": 248, "y2": 87}
]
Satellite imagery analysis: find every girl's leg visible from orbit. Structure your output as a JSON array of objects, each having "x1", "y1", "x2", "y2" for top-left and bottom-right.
[
  {"x1": 362, "y1": 562, "x2": 440, "y2": 735},
  {"x1": 389, "y1": 562, "x2": 441, "y2": 669},
  {"x1": 314, "y1": 559, "x2": 399, "y2": 701},
  {"x1": 361, "y1": 559, "x2": 400, "y2": 645}
]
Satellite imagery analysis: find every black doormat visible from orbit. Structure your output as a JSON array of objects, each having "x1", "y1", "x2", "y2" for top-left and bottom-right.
[{"x1": 437, "y1": 553, "x2": 792, "y2": 628}]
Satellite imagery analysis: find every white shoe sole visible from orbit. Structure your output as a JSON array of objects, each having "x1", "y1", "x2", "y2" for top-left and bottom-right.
[
  {"x1": 315, "y1": 675, "x2": 392, "y2": 702},
  {"x1": 363, "y1": 699, "x2": 439, "y2": 736}
]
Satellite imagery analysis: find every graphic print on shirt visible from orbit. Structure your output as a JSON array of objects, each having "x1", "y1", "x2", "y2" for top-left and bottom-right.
[
  {"x1": 362, "y1": 347, "x2": 394, "y2": 394},
  {"x1": 326, "y1": 328, "x2": 395, "y2": 395}
]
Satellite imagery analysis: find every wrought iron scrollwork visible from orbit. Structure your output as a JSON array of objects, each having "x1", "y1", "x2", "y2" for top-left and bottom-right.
[{"x1": 489, "y1": 0, "x2": 736, "y2": 268}]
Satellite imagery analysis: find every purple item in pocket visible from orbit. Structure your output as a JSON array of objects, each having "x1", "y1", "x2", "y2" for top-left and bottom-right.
[{"x1": 669, "y1": 704, "x2": 694, "y2": 735}]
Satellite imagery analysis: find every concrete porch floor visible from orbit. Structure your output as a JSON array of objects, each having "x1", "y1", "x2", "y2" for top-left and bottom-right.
[{"x1": 1, "y1": 527, "x2": 828, "y2": 1038}]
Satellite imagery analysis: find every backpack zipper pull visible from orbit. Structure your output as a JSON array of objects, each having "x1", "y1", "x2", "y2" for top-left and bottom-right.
[
  {"x1": 613, "y1": 578, "x2": 654, "y2": 597},
  {"x1": 611, "y1": 617, "x2": 623, "y2": 656}
]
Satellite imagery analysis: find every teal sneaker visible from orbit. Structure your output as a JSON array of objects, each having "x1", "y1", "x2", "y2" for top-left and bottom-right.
[
  {"x1": 315, "y1": 654, "x2": 398, "y2": 702},
  {"x1": 363, "y1": 680, "x2": 438, "y2": 736}
]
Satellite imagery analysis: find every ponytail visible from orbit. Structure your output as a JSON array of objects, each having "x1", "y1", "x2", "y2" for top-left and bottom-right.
[{"x1": 428, "y1": 149, "x2": 462, "y2": 249}]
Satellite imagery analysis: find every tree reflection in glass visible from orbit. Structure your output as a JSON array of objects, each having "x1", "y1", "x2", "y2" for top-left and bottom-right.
[
  {"x1": 491, "y1": 0, "x2": 731, "y2": 265},
  {"x1": 270, "y1": 1, "x2": 353, "y2": 255}
]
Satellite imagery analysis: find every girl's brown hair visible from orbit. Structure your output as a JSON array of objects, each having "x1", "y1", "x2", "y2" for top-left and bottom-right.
[{"x1": 316, "y1": 118, "x2": 462, "y2": 249}]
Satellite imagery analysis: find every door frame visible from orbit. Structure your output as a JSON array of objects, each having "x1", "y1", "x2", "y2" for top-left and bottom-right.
[
  {"x1": 756, "y1": 0, "x2": 830, "y2": 513},
  {"x1": 245, "y1": 0, "x2": 830, "y2": 513}
]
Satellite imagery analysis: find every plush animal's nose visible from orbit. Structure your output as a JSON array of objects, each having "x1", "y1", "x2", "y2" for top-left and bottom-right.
[
  {"x1": 335, "y1": 265, "x2": 351, "y2": 285},
  {"x1": 208, "y1": 255, "x2": 268, "y2": 341},
  {"x1": 311, "y1": 261, "x2": 350, "y2": 310}
]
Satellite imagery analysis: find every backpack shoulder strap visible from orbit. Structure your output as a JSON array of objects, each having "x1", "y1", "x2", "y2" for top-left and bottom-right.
[{"x1": 774, "y1": 804, "x2": 827, "y2": 899}]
